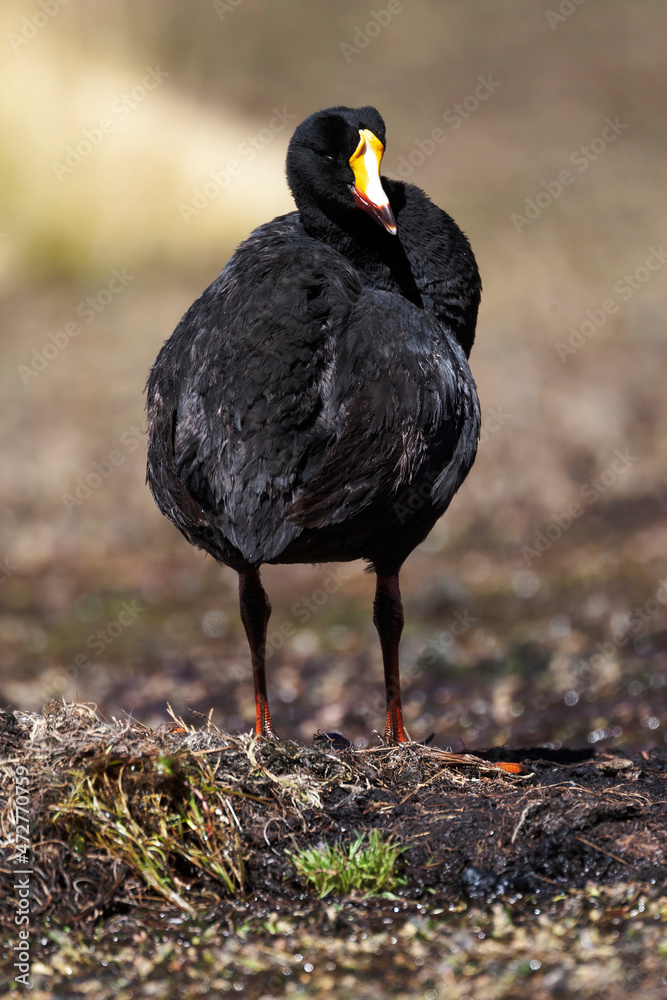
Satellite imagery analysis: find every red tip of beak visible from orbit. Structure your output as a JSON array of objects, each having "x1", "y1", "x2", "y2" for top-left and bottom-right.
[{"x1": 352, "y1": 186, "x2": 397, "y2": 235}]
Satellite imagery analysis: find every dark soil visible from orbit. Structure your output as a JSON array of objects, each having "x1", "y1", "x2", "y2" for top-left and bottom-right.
[{"x1": 1, "y1": 702, "x2": 665, "y2": 998}]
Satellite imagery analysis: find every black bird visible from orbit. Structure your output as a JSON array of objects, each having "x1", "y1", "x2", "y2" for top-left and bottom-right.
[{"x1": 146, "y1": 105, "x2": 481, "y2": 743}]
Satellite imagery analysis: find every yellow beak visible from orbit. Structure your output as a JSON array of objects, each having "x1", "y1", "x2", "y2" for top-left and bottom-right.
[{"x1": 348, "y1": 129, "x2": 397, "y2": 236}]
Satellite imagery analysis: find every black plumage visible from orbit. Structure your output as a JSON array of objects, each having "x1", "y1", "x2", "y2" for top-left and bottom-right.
[{"x1": 146, "y1": 105, "x2": 481, "y2": 742}]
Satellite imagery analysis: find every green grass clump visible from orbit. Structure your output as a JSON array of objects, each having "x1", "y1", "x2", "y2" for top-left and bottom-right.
[{"x1": 289, "y1": 829, "x2": 407, "y2": 898}]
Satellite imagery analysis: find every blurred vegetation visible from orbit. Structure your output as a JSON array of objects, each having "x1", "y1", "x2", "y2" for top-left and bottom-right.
[{"x1": 0, "y1": 0, "x2": 666, "y2": 752}]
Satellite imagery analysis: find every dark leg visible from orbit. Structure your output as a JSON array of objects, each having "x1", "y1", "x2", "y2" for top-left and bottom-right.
[
  {"x1": 238, "y1": 568, "x2": 276, "y2": 738},
  {"x1": 373, "y1": 573, "x2": 408, "y2": 743}
]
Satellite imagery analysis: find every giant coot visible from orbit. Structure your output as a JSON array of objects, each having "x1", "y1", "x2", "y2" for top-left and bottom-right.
[{"x1": 146, "y1": 105, "x2": 481, "y2": 743}]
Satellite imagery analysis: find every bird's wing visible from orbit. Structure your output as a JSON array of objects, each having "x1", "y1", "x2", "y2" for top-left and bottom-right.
[
  {"x1": 151, "y1": 218, "x2": 365, "y2": 564},
  {"x1": 287, "y1": 288, "x2": 479, "y2": 529}
]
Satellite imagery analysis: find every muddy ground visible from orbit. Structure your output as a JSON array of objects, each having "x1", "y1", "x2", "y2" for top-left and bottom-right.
[{"x1": 1, "y1": 702, "x2": 665, "y2": 999}]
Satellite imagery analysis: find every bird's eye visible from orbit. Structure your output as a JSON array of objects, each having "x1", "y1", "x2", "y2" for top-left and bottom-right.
[{"x1": 320, "y1": 152, "x2": 335, "y2": 162}]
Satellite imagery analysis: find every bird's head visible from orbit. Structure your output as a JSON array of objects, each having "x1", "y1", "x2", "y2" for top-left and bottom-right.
[{"x1": 286, "y1": 105, "x2": 397, "y2": 237}]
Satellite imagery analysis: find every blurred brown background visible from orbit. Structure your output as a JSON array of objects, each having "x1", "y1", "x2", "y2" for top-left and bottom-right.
[{"x1": 1, "y1": 0, "x2": 665, "y2": 751}]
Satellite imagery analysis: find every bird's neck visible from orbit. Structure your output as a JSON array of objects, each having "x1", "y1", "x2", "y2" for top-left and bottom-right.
[
  {"x1": 298, "y1": 208, "x2": 424, "y2": 309},
  {"x1": 298, "y1": 204, "x2": 378, "y2": 252}
]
